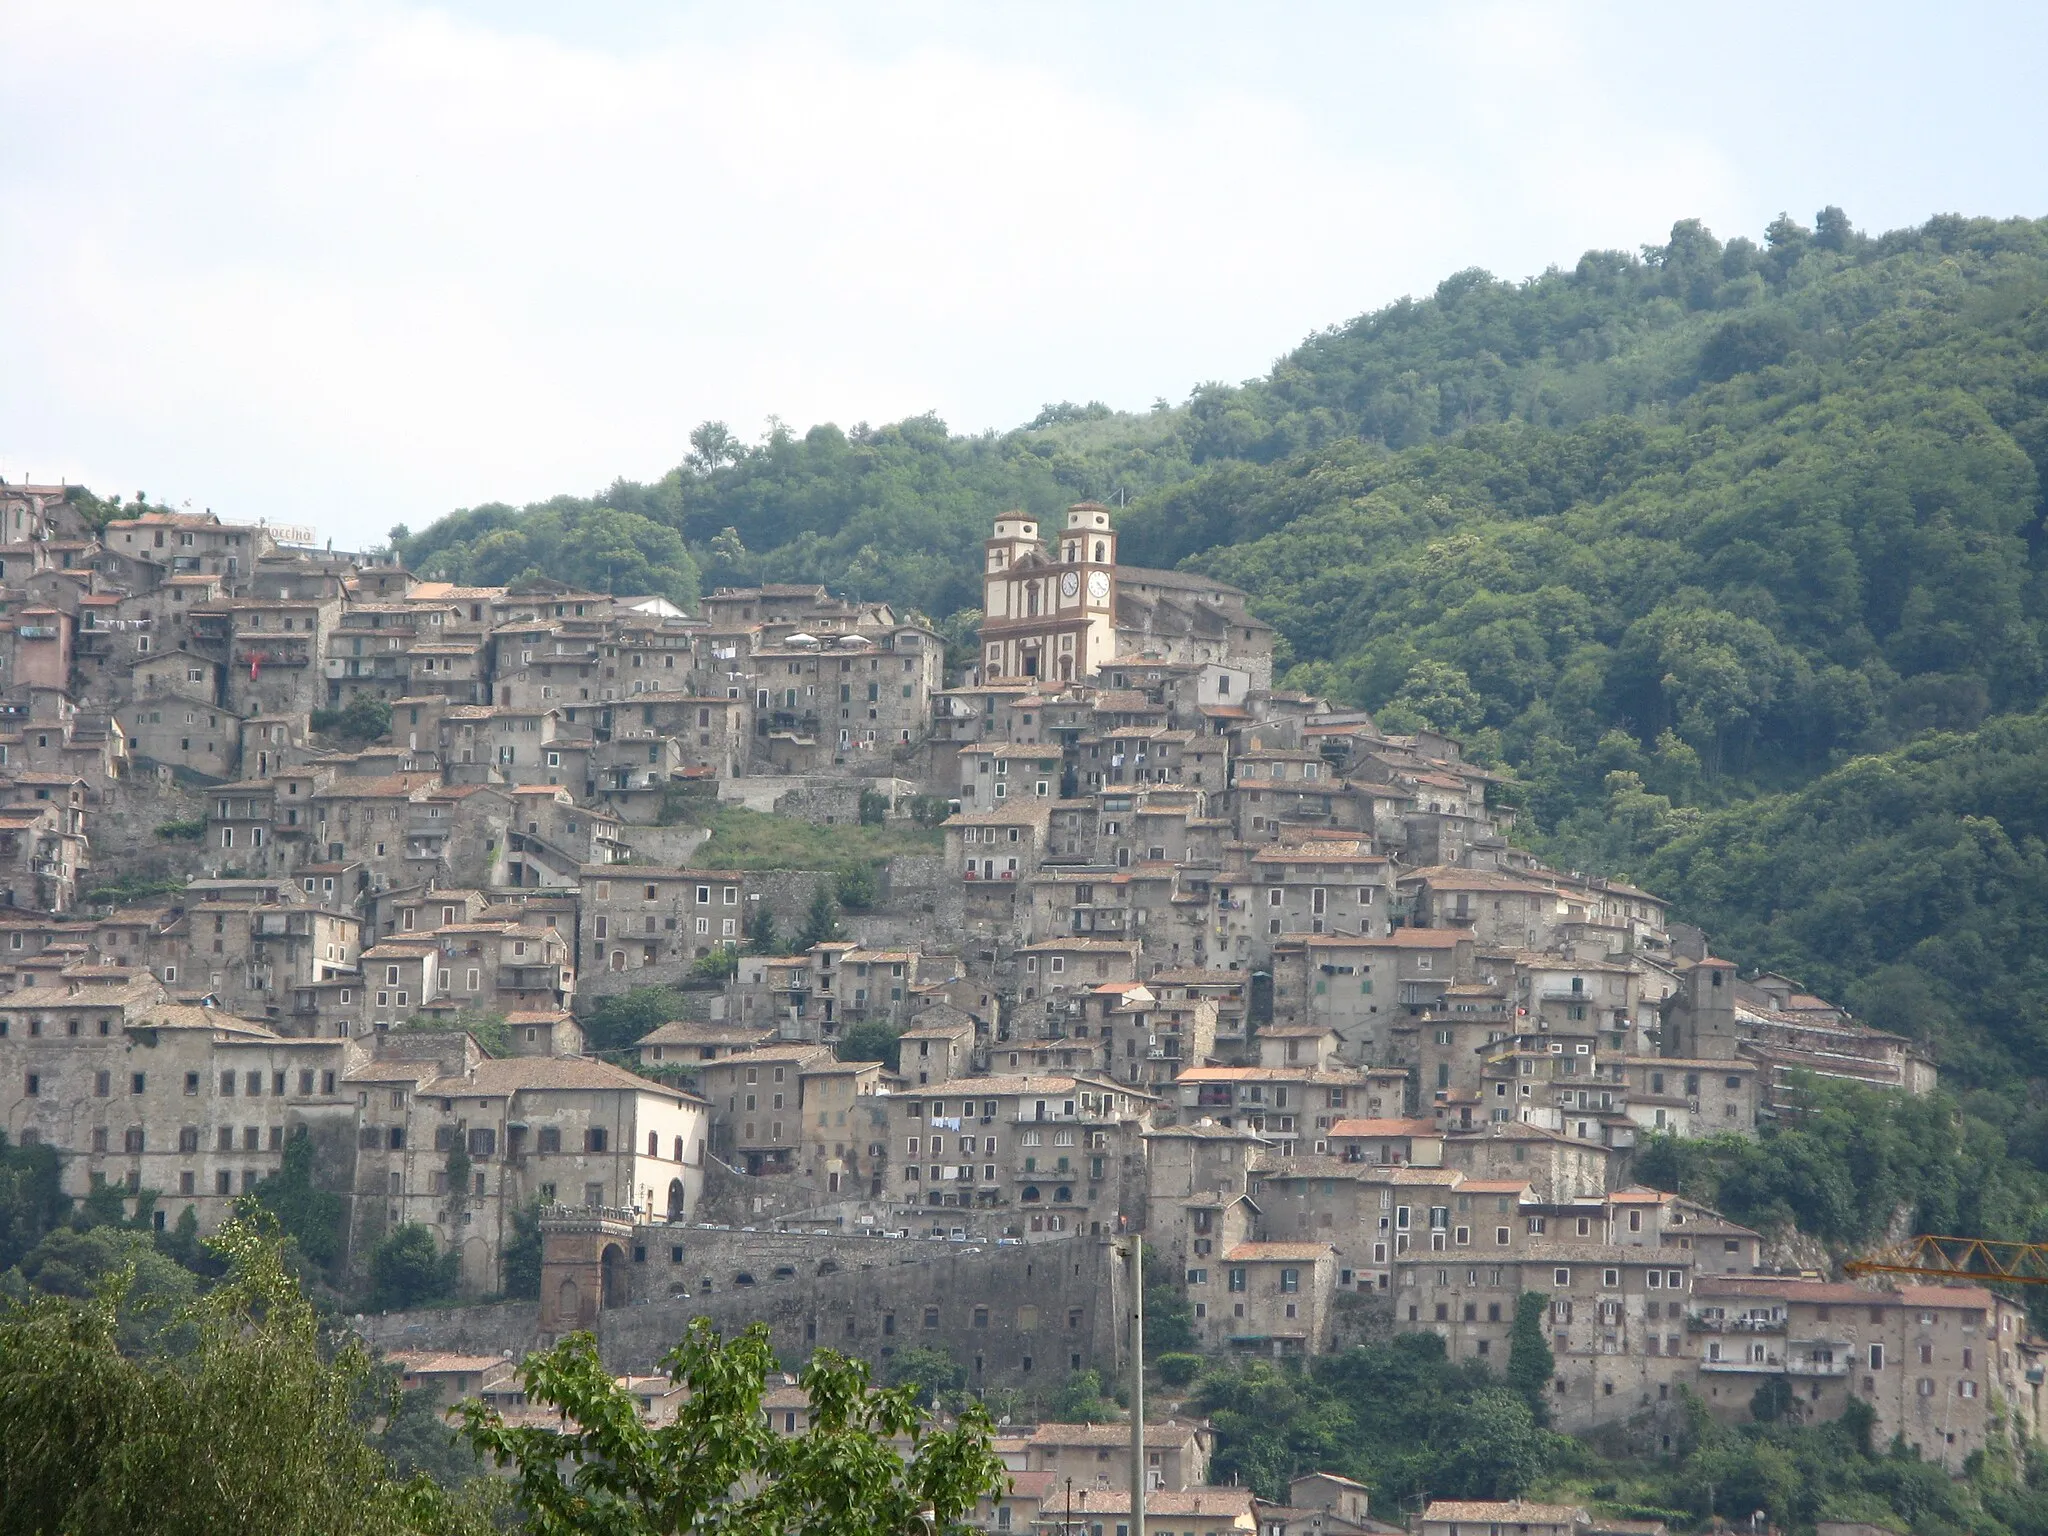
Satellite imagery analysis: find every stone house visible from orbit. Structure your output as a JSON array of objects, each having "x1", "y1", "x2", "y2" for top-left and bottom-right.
[
  {"x1": 580, "y1": 865, "x2": 748, "y2": 971},
  {"x1": 1207, "y1": 1241, "x2": 1337, "y2": 1355},
  {"x1": 0, "y1": 798, "x2": 88, "y2": 912},
  {"x1": 889, "y1": 1072, "x2": 1152, "y2": 1236},
  {"x1": 1023, "y1": 1419, "x2": 1214, "y2": 1492},
  {"x1": 897, "y1": 1006, "x2": 977, "y2": 1087},
  {"x1": 347, "y1": 1039, "x2": 709, "y2": 1293},
  {"x1": 0, "y1": 973, "x2": 352, "y2": 1231},
  {"x1": 1420, "y1": 1502, "x2": 1588, "y2": 1536}
]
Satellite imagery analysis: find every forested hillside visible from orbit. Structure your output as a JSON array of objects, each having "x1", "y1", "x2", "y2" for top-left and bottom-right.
[{"x1": 393, "y1": 206, "x2": 2048, "y2": 1089}]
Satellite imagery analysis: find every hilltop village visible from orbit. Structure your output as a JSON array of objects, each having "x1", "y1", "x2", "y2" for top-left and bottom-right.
[{"x1": 0, "y1": 482, "x2": 2025, "y2": 1520}]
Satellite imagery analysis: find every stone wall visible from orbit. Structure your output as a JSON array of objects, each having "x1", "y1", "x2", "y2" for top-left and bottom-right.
[
  {"x1": 596, "y1": 1226, "x2": 1127, "y2": 1391},
  {"x1": 353, "y1": 1298, "x2": 543, "y2": 1357},
  {"x1": 716, "y1": 776, "x2": 919, "y2": 825},
  {"x1": 354, "y1": 1226, "x2": 1127, "y2": 1400},
  {"x1": 87, "y1": 771, "x2": 210, "y2": 889},
  {"x1": 617, "y1": 825, "x2": 713, "y2": 866}
]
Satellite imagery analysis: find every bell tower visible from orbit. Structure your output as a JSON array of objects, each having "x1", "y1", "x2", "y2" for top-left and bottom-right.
[{"x1": 1062, "y1": 502, "x2": 1118, "y2": 680}]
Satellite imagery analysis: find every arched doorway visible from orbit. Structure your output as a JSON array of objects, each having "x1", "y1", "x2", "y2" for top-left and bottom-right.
[
  {"x1": 557, "y1": 1276, "x2": 582, "y2": 1327},
  {"x1": 666, "y1": 1179, "x2": 686, "y2": 1221},
  {"x1": 600, "y1": 1242, "x2": 627, "y2": 1308}
]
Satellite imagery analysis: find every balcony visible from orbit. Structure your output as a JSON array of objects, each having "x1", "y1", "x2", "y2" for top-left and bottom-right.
[
  {"x1": 1700, "y1": 1352, "x2": 1781, "y2": 1373},
  {"x1": 1784, "y1": 1356, "x2": 1850, "y2": 1377},
  {"x1": 1688, "y1": 1312, "x2": 1785, "y2": 1333}
]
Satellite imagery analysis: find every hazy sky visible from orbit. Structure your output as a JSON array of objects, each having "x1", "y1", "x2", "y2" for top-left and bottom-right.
[{"x1": 3, "y1": 1, "x2": 2043, "y2": 550}]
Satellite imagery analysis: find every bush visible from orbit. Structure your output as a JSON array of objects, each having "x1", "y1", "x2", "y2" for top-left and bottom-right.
[
  {"x1": 1155, "y1": 1353, "x2": 1203, "y2": 1388},
  {"x1": 584, "y1": 986, "x2": 690, "y2": 1053},
  {"x1": 309, "y1": 694, "x2": 391, "y2": 746},
  {"x1": 689, "y1": 948, "x2": 739, "y2": 980},
  {"x1": 835, "y1": 861, "x2": 879, "y2": 912},
  {"x1": 153, "y1": 818, "x2": 205, "y2": 841},
  {"x1": 837, "y1": 1020, "x2": 901, "y2": 1071}
]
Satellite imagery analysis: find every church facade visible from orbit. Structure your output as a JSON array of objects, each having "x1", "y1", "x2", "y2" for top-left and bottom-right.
[{"x1": 978, "y1": 503, "x2": 1273, "y2": 685}]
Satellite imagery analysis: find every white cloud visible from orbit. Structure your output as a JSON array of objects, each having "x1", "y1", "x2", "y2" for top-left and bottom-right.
[{"x1": 0, "y1": 0, "x2": 1754, "y2": 546}]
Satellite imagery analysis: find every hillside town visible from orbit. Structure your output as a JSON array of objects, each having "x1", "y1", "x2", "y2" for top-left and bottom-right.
[{"x1": 0, "y1": 482, "x2": 2022, "y2": 1518}]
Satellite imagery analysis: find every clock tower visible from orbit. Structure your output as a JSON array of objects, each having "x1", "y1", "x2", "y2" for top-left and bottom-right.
[{"x1": 979, "y1": 502, "x2": 1119, "y2": 682}]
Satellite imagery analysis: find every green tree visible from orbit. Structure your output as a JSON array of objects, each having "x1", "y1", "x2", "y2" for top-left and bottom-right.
[
  {"x1": 837, "y1": 1019, "x2": 902, "y2": 1071},
  {"x1": 247, "y1": 1127, "x2": 349, "y2": 1274},
  {"x1": 686, "y1": 420, "x2": 744, "y2": 473},
  {"x1": 457, "y1": 1319, "x2": 1004, "y2": 1536},
  {"x1": 1506, "y1": 1290, "x2": 1555, "y2": 1420},
  {"x1": 835, "y1": 861, "x2": 880, "y2": 912},
  {"x1": 8, "y1": 1224, "x2": 198, "y2": 1353},
  {"x1": 797, "y1": 886, "x2": 840, "y2": 949},
  {"x1": 746, "y1": 901, "x2": 781, "y2": 955},
  {"x1": 0, "y1": 1214, "x2": 489, "y2": 1536},
  {"x1": 1432, "y1": 1387, "x2": 1545, "y2": 1499},
  {"x1": 585, "y1": 986, "x2": 691, "y2": 1053},
  {"x1": 1049, "y1": 1368, "x2": 1117, "y2": 1422},
  {"x1": 1143, "y1": 1247, "x2": 1196, "y2": 1353},
  {"x1": 501, "y1": 1201, "x2": 543, "y2": 1300},
  {"x1": 881, "y1": 1344, "x2": 966, "y2": 1410},
  {"x1": 311, "y1": 694, "x2": 394, "y2": 746},
  {"x1": 369, "y1": 1225, "x2": 459, "y2": 1312},
  {"x1": 0, "y1": 1132, "x2": 68, "y2": 1272},
  {"x1": 689, "y1": 947, "x2": 739, "y2": 980}
]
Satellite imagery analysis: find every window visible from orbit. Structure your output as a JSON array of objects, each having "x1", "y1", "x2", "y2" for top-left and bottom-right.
[{"x1": 587, "y1": 1128, "x2": 609, "y2": 1153}]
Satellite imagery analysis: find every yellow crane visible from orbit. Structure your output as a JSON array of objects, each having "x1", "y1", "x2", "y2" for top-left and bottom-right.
[{"x1": 1843, "y1": 1235, "x2": 2048, "y2": 1285}]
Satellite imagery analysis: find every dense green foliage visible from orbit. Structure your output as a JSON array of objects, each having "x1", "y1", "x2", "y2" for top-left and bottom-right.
[
  {"x1": 312, "y1": 694, "x2": 394, "y2": 746},
  {"x1": 501, "y1": 1201, "x2": 544, "y2": 1301},
  {"x1": 1636, "y1": 712, "x2": 2048, "y2": 1092},
  {"x1": 583, "y1": 985, "x2": 693, "y2": 1054},
  {"x1": 1194, "y1": 1334, "x2": 1556, "y2": 1504},
  {"x1": 0, "y1": 1134, "x2": 67, "y2": 1273},
  {"x1": 1638, "y1": 1079, "x2": 2048, "y2": 1252},
  {"x1": 457, "y1": 1318, "x2": 1004, "y2": 1536},
  {"x1": 837, "y1": 1019, "x2": 902, "y2": 1071},
  {"x1": 368, "y1": 1225, "x2": 460, "y2": 1312},
  {"x1": 1189, "y1": 1342, "x2": 2048, "y2": 1536},
  {"x1": 393, "y1": 489, "x2": 703, "y2": 607},
  {"x1": 0, "y1": 1216, "x2": 491, "y2": 1536},
  {"x1": 247, "y1": 1128, "x2": 350, "y2": 1274}
]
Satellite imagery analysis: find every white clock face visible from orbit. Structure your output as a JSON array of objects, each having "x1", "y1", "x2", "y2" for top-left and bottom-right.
[
  {"x1": 1061, "y1": 571, "x2": 1079, "y2": 598},
  {"x1": 1088, "y1": 570, "x2": 1110, "y2": 601}
]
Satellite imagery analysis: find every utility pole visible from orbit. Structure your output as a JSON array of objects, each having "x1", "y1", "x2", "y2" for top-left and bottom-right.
[{"x1": 1129, "y1": 1233, "x2": 1145, "y2": 1536}]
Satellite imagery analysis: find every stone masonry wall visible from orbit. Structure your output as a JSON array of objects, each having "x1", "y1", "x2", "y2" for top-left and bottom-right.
[
  {"x1": 352, "y1": 1228, "x2": 1127, "y2": 1400},
  {"x1": 599, "y1": 1227, "x2": 1126, "y2": 1390},
  {"x1": 87, "y1": 771, "x2": 210, "y2": 890}
]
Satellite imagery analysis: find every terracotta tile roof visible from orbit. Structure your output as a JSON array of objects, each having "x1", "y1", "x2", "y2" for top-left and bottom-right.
[
  {"x1": 1222, "y1": 1242, "x2": 1334, "y2": 1262},
  {"x1": 1329, "y1": 1118, "x2": 1440, "y2": 1138},
  {"x1": 1424, "y1": 1501, "x2": 1586, "y2": 1525}
]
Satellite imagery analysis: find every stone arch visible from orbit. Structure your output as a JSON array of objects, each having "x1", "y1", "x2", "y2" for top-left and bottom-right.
[
  {"x1": 538, "y1": 1207, "x2": 635, "y2": 1331},
  {"x1": 666, "y1": 1178, "x2": 686, "y2": 1221}
]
